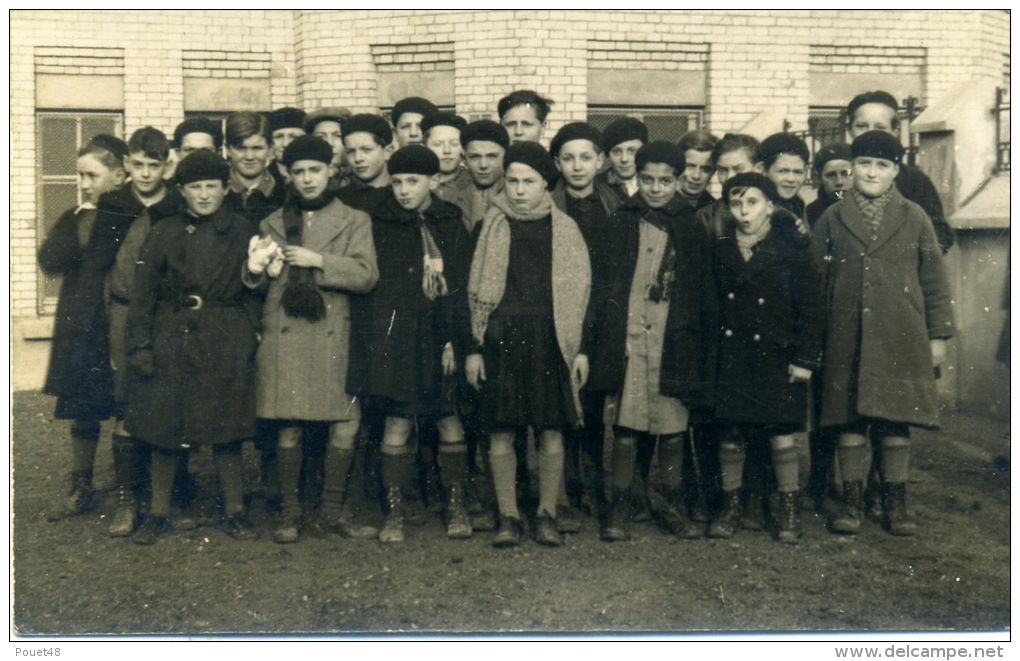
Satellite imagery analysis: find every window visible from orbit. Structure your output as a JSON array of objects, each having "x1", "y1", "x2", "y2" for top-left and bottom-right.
[
  {"x1": 587, "y1": 106, "x2": 703, "y2": 144},
  {"x1": 36, "y1": 111, "x2": 123, "y2": 310}
]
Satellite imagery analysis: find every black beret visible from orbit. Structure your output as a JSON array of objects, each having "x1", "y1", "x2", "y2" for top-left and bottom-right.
[
  {"x1": 549, "y1": 122, "x2": 602, "y2": 157},
  {"x1": 173, "y1": 117, "x2": 223, "y2": 151},
  {"x1": 759, "y1": 133, "x2": 810, "y2": 167},
  {"x1": 722, "y1": 172, "x2": 780, "y2": 205},
  {"x1": 268, "y1": 107, "x2": 307, "y2": 134},
  {"x1": 635, "y1": 140, "x2": 685, "y2": 174},
  {"x1": 391, "y1": 97, "x2": 439, "y2": 124},
  {"x1": 281, "y1": 134, "x2": 334, "y2": 167},
  {"x1": 504, "y1": 141, "x2": 557, "y2": 187},
  {"x1": 86, "y1": 134, "x2": 128, "y2": 160},
  {"x1": 388, "y1": 144, "x2": 440, "y2": 176},
  {"x1": 421, "y1": 113, "x2": 467, "y2": 137},
  {"x1": 304, "y1": 106, "x2": 352, "y2": 133},
  {"x1": 342, "y1": 113, "x2": 393, "y2": 145},
  {"x1": 812, "y1": 142, "x2": 853, "y2": 173},
  {"x1": 601, "y1": 117, "x2": 648, "y2": 152},
  {"x1": 851, "y1": 130, "x2": 904, "y2": 163},
  {"x1": 460, "y1": 120, "x2": 509, "y2": 150},
  {"x1": 175, "y1": 149, "x2": 230, "y2": 186}
]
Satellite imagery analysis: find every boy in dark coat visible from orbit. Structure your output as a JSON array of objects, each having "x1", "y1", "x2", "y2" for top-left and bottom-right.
[
  {"x1": 596, "y1": 117, "x2": 647, "y2": 204},
  {"x1": 812, "y1": 131, "x2": 954, "y2": 537},
  {"x1": 39, "y1": 135, "x2": 127, "y2": 522},
  {"x1": 337, "y1": 114, "x2": 394, "y2": 215},
  {"x1": 267, "y1": 107, "x2": 307, "y2": 186},
  {"x1": 347, "y1": 145, "x2": 475, "y2": 542},
  {"x1": 450, "y1": 120, "x2": 509, "y2": 235},
  {"x1": 423, "y1": 112, "x2": 471, "y2": 204},
  {"x1": 497, "y1": 89, "x2": 553, "y2": 145},
  {"x1": 707, "y1": 173, "x2": 823, "y2": 544},
  {"x1": 806, "y1": 143, "x2": 852, "y2": 229},
  {"x1": 677, "y1": 129, "x2": 719, "y2": 211},
  {"x1": 225, "y1": 111, "x2": 285, "y2": 229},
  {"x1": 391, "y1": 96, "x2": 439, "y2": 147},
  {"x1": 306, "y1": 106, "x2": 353, "y2": 187},
  {"x1": 758, "y1": 132, "x2": 810, "y2": 223},
  {"x1": 697, "y1": 133, "x2": 763, "y2": 239}
]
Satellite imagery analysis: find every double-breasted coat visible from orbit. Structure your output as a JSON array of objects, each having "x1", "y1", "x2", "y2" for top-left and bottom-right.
[
  {"x1": 811, "y1": 188, "x2": 955, "y2": 429},
  {"x1": 711, "y1": 214, "x2": 824, "y2": 426},
  {"x1": 125, "y1": 205, "x2": 260, "y2": 448},
  {"x1": 245, "y1": 197, "x2": 379, "y2": 421}
]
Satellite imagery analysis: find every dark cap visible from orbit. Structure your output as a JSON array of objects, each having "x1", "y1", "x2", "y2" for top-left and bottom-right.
[
  {"x1": 759, "y1": 133, "x2": 810, "y2": 168},
  {"x1": 813, "y1": 142, "x2": 853, "y2": 173},
  {"x1": 504, "y1": 141, "x2": 557, "y2": 188},
  {"x1": 601, "y1": 117, "x2": 648, "y2": 152},
  {"x1": 460, "y1": 120, "x2": 509, "y2": 150},
  {"x1": 282, "y1": 134, "x2": 334, "y2": 168},
  {"x1": 388, "y1": 144, "x2": 440, "y2": 176},
  {"x1": 173, "y1": 117, "x2": 224, "y2": 151},
  {"x1": 391, "y1": 97, "x2": 439, "y2": 125},
  {"x1": 635, "y1": 141, "x2": 685, "y2": 174},
  {"x1": 549, "y1": 122, "x2": 602, "y2": 157},
  {"x1": 421, "y1": 113, "x2": 467, "y2": 137},
  {"x1": 850, "y1": 130, "x2": 904, "y2": 163},
  {"x1": 342, "y1": 113, "x2": 393, "y2": 145},
  {"x1": 268, "y1": 107, "x2": 307, "y2": 134},
  {"x1": 304, "y1": 106, "x2": 352, "y2": 134},
  {"x1": 175, "y1": 149, "x2": 230, "y2": 186},
  {"x1": 86, "y1": 134, "x2": 128, "y2": 160},
  {"x1": 722, "y1": 172, "x2": 780, "y2": 204}
]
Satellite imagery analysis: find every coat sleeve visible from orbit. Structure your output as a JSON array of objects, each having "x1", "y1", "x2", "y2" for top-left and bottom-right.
[
  {"x1": 915, "y1": 208, "x2": 955, "y2": 340},
  {"x1": 438, "y1": 210, "x2": 476, "y2": 359},
  {"x1": 789, "y1": 239, "x2": 825, "y2": 371},
  {"x1": 315, "y1": 208, "x2": 379, "y2": 294},
  {"x1": 900, "y1": 167, "x2": 954, "y2": 254},
  {"x1": 125, "y1": 223, "x2": 168, "y2": 355},
  {"x1": 107, "y1": 216, "x2": 150, "y2": 303},
  {"x1": 37, "y1": 209, "x2": 81, "y2": 275}
]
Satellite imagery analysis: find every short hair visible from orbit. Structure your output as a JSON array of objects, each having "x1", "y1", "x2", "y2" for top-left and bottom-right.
[
  {"x1": 712, "y1": 133, "x2": 760, "y2": 165},
  {"x1": 173, "y1": 117, "x2": 224, "y2": 152},
  {"x1": 225, "y1": 111, "x2": 271, "y2": 148},
  {"x1": 758, "y1": 133, "x2": 810, "y2": 169},
  {"x1": 77, "y1": 143, "x2": 125, "y2": 172},
  {"x1": 126, "y1": 126, "x2": 170, "y2": 162},
  {"x1": 846, "y1": 91, "x2": 902, "y2": 130},
  {"x1": 677, "y1": 129, "x2": 719, "y2": 156},
  {"x1": 497, "y1": 89, "x2": 554, "y2": 122}
]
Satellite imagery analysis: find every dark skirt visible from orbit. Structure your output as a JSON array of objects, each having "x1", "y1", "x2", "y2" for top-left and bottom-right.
[{"x1": 478, "y1": 311, "x2": 576, "y2": 432}]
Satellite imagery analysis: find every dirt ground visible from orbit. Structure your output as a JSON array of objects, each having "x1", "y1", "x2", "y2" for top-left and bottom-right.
[{"x1": 10, "y1": 390, "x2": 1010, "y2": 635}]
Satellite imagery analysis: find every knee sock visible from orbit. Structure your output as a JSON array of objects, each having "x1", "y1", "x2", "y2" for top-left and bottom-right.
[
  {"x1": 772, "y1": 445, "x2": 800, "y2": 493},
  {"x1": 489, "y1": 451, "x2": 519, "y2": 520},
  {"x1": 213, "y1": 443, "x2": 244, "y2": 516},
  {"x1": 277, "y1": 443, "x2": 303, "y2": 512},
  {"x1": 323, "y1": 446, "x2": 355, "y2": 514},
  {"x1": 381, "y1": 447, "x2": 409, "y2": 492},
  {"x1": 70, "y1": 420, "x2": 100, "y2": 477},
  {"x1": 538, "y1": 444, "x2": 564, "y2": 519},
  {"x1": 634, "y1": 435, "x2": 654, "y2": 487},
  {"x1": 658, "y1": 434, "x2": 686, "y2": 492},
  {"x1": 837, "y1": 443, "x2": 869, "y2": 482},
  {"x1": 438, "y1": 441, "x2": 468, "y2": 489},
  {"x1": 880, "y1": 438, "x2": 911, "y2": 484},
  {"x1": 111, "y1": 434, "x2": 139, "y2": 492},
  {"x1": 719, "y1": 442, "x2": 745, "y2": 493},
  {"x1": 611, "y1": 437, "x2": 637, "y2": 491},
  {"x1": 149, "y1": 448, "x2": 176, "y2": 518}
]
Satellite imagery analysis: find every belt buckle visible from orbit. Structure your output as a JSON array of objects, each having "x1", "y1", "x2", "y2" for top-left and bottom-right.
[{"x1": 186, "y1": 294, "x2": 203, "y2": 310}]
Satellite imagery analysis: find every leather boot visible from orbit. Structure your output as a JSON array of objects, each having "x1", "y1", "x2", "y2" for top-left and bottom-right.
[
  {"x1": 708, "y1": 489, "x2": 742, "y2": 539},
  {"x1": 318, "y1": 447, "x2": 377, "y2": 539},
  {"x1": 882, "y1": 481, "x2": 918, "y2": 537},
  {"x1": 776, "y1": 490, "x2": 802, "y2": 544},
  {"x1": 831, "y1": 480, "x2": 864, "y2": 535},
  {"x1": 379, "y1": 487, "x2": 406, "y2": 543},
  {"x1": 48, "y1": 470, "x2": 93, "y2": 521},
  {"x1": 601, "y1": 490, "x2": 630, "y2": 542},
  {"x1": 741, "y1": 491, "x2": 766, "y2": 532},
  {"x1": 445, "y1": 482, "x2": 473, "y2": 539},
  {"x1": 656, "y1": 487, "x2": 702, "y2": 539},
  {"x1": 109, "y1": 437, "x2": 138, "y2": 537},
  {"x1": 273, "y1": 495, "x2": 301, "y2": 543}
]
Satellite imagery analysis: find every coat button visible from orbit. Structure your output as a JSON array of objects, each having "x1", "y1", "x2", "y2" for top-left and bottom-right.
[
  {"x1": 757, "y1": 297, "x2": 764, "y2": 305},
  {"x1": 727, "y1": 292, "x2": 735, "y2": 300},
  {"x1": 862, "y1": 308, "x2": 871, "y2": 315},
  {"x1": 753, "y1": 334, "x2": 761, "y2": 342},
  {"x1": 724, "y1": 329, "x2": 733, "y2": 337}
]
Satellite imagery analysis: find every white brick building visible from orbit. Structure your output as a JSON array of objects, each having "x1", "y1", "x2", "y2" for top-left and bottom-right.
[{"x1": 10, "y1": 9, "x2": 1010, "y2": 396}]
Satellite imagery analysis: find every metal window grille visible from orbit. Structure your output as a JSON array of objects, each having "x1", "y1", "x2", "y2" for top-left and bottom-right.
[{"x1": 994, "y1": 87, "x2": 1010, "y2": 173}]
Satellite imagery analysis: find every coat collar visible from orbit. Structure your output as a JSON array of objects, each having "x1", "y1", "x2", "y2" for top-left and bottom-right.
[
  {"x1": 551, "y1": 177, "x2": 618, "y2": 216},
  {"x1": 266, "y1": 198, "x2": 349, "y2": 252},
  {"x1": 374, "y1": 191, "x2": 461, "y2": 225},
  {"x1": 184, "y1": 204, "x2": 234, "y2": 234},
  {"x1": 838, "y1": 185, "x2": 908, "y2": 254},
  {"x1": 716, "y1": 211, "x2": 801, "y2": 283}
]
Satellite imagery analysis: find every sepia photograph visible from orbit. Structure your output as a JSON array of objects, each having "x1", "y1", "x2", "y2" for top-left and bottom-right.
[{"x1": 8, "y1": 7, "x2": 1011, "y2": 644}]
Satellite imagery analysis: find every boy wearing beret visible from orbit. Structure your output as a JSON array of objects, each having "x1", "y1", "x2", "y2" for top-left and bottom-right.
[
  {"x1": 422, "y1": 112, "x2": 471, "y2": 203},
  {"x1": 451, "y1": 120, "x2": 510, "y2": 235},
  {"x1": 497, "y1": 89, "x2": 554, "y2": 145},
  {"x1": 337, "y1": 113, "x2": 395, "y2": 215},
  {"x1": 597, "y1": 117, "x2": 648, "y2": 204},
  {"x1": 391, "y1": 96, "x2": 440, "y2": 148},
  {"x1": 806, "y1": 143, "x2": 853, "y2": 229},
  {"x1": 267, "y1": 107, "x2": 307, "y2": 186},
  {"x1": 347, "y1": 145, "x2": 475, "y2": 542},
  {"x1": 812, "y1": 131, "x2": 954, "y2": 537},
  {"x1": 588, "y1": 141, "x2": 714, "y2": 542},
  {"x1": 758, "y1": 132, "x2": 810, "y2": 222}
]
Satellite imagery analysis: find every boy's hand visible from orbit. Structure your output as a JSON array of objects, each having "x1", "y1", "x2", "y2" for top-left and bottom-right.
[
  {"x1": 465, "y1": 354, "x2": 486, "y2": 390},
  {"x1": 930, "y1": 339, "x2": 947, "y2": 368},
  {"x1": 129, "y1": 349, "x2": 155, "y2": 378},
  {"x1": 266, "y1": 254, "x2": 285, "y2": 279},
  {"x1": 787, "y1": 364, "x2": 812, "y2": 383},
  {"x1": 572, "y1": 353, "x2": 590, "y2": 389},
  {"x1": 247, "y1": 235, "x2": 277, "y2": 274},
  {"x1": 284, "y1": 246, "x2": 324, "y2": 269},
  {"x1": 442, "y1": 342, "x2": 456, "y2": 375}
]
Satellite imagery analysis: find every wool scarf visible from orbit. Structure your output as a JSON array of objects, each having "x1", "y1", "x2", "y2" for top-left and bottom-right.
[
  {"x1": 852, "y1": 187, "x2": 894, "y2": 238},
  {"x1": 735, "y1": 219, "x2": 772, "y2": 262},
  {"x1": 415, "y1": 197, "x2": 449, "y2": 301},
  {"x1": 468, "y1": 189, "x2": 591, "y2": 419},
  {"x1": 280, "y1": 190, "x2": 333, "y2": 321}
]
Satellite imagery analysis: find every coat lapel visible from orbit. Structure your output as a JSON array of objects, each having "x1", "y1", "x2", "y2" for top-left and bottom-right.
[
  {"x1": 865, "y1": 189, "x2": 909, "y2": 255},
  {"x1": 836, "y1": 194, "x2": 873, "y2": 248},
  {"x1": 300, "y1": 200, "x2": 347, "y2": 253}
]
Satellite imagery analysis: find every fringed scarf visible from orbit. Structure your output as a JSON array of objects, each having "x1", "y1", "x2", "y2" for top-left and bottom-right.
[
  {"x1": 468, "y1": 189, "x2": 591, "y2": 419},
  {"x1": 415, "y1": 196, "x2": 449, "y2": 302},
  {"x1": 279, "y1": 188, "x2": 335, "y2": 322},
  {"x1": 851, "y1": 187, "x2": 895, "y2": 239}
]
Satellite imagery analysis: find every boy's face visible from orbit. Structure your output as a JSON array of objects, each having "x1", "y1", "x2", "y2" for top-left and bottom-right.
[
  {"x1": 271, "y1": 127, "x2": 306, "y2": 162},
  {"x1": 394, "y1": 113, "x2": 425, "y2": 147},
  {"x1": 125, "y1": 150, "x2": 168, "y2": 196},
  {"x1": 637, "y1": 162, "x2": 680, "y2": 209},
  {"x1": 425, "y1": 125, "x2": 463, "y2": 175},
  {"x1": 849, "y1": 103, "x2": 898, "y2": 139},
  {"x1": 289, "y1": 159, "x2": 334, "y2": 200},
  {"x1": 715, "y1": 148, "x2": 760, "y2": 186},
  {"x1": 505, "y1": 162, "x2": 547, "y2": 213},
  {"x1": 178, "y1": 132, "x2": 217, "y2": 158},
  {"x1": 608, "y1": 139, "x2": 642, "y2": 180},
  {"x1": 728, "y1": 186, "x2": 774, "y2": 237},
  {"x1": 554, "y1": 139, "x2": 604, "y2": 193},
  {"x1": 77, "y1": 153, "x2": 125, "y2": 205},
  {"x1": 852, "y1": 156, "x2": 899, "y2": 198},
  {"x1": 312, "y1": 121, "x2": 344, "y2": 169},
  {"x1": 680, "y1": 149, "x2": 715, "y2": 197},
  {"x1": 226, "y1": 134, "x2": 270, "y2": 180},
  {"x1": 391, "y1": 173, "x2": 438, "y2": 211},
  {"x1": 765, "y1": 153, "x2": 807, "y2": 200},
  {"x1": 819, "y1": 159, "x2": 853, "y2": 197},
  {"x1": 464, "y1": 140, "x2": 505, "y2": 188},
  {"x1": 501, "y1": 104, "x2": 544, "y2": 144},
  {"x1": 343, "y1": 132, "x2": 390, "y2": 184},
  {"x1": 179, "y1": 179, "x2": 226, "y2": 217}
]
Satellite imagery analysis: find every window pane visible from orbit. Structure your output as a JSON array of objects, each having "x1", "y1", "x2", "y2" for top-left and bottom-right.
[
  {"x1": 81, "y1": 116, "x2": 118, "y2": 143},
  {"x1": 587, "y1": 109, "x2": 701, "y2": 144},
  {"x1": 644, "y1": 114, "x2": 692, "y2": 143},
  {"x1": 39, "y1": 182, "x2": 80, "y2": 299},
  {"x1": 39, "y1": 116, "x2": 78, "y2": 176}
]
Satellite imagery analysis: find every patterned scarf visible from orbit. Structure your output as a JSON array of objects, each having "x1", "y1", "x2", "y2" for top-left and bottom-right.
[
  {"x1": 416, "y1": 197, "x2": 449, "y2": 301},
  {"x1": 852, "y1": 187, "x2": 894, "y2": 238}
]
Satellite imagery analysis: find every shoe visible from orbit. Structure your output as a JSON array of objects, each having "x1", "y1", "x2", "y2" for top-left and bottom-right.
[
  {"x1": 223, "y1": 513, "x2": 258, "y2": 540},
  {"x1": 133, "y1": 515, "x2": 170, "y2": 545},
  {"x1": 708, "y1": 489, "x2": 743, "y2": 539},
  {"x1": 689, "y1": 493, "x2": 712, "y2": 523},
  {"x1": 556, "y1": 504, "x2": 582, "y2": 534},
  {"x1": 273, "y1": 502, "x2": 301, "y2": 544},
  {"x1": 445, "y1": 483, "x2": 473, "y2": 540},
  {"x1": 471, "y1": 508, "x2": 498, "y2": 532},
  {"x1": 172, "y1": 509, "x2": 197, "y2": 532},
  {"x1": 830, "y1": 481, "x2": 864, "y2": 535},
  {"x1": 776, "y1": 491, "x2": 802, "y2": 544},
  {"x1": 47, "y1": 471, "x2": 93, "y2": 522},
  {"x1": 740, "y1": 492, "x2": 766, "y2": 532},
  {"x1": 334, "y1": 514, "x2": 380, "y2": 540},
  {"x1": 601, "y1": 490, "x2": 630, "y2": 542},
  {"x1": 655, "y1": 488, "x2": 702, "y2": 539},
  {"x1": 492, "y1": 515, "x2": 523, "y2": 548},
  {"x1": 628, "y1": 487, "x2": 653, "y2": 522},
  {"x1": 424, "y1": 470, "x2": 444, "y2": 515},
  {"x1": 535, "y1": 513, "x2": 563, "y2": 547},
  {"x1": 882, "y1": 482, "x2": 918, "y2": 537},
  {"x1": 378, "y1": 487, "x2": 406, "y2": 543},
  {"x1": 108, "y1": 486, "x2": 137, "y2": 538}
]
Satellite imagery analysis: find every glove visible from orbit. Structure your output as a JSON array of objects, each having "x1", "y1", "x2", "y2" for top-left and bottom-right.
[
  {"x1": 266, "y1": 253, "x2": 284, "y2": 279},
  {"x1": 128, "y1": 349, "x2": 154, "y2": 377},
  {"x1": 247, "y1": 235, "x2": 278, "y2": 275}
]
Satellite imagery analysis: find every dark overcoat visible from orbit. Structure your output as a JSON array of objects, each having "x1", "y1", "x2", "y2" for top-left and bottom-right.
[
  {"x1": 586, "y1": 194, "x2": 715, "y2": 407},
  {"x1": 347, "y1": 193, "x2": 474, "y2": 413},
  {"x1": 811, "y1": 188, "x2": 955, "y2": 429},
  {"x1": 124, "y1": 206, "x2": 260, "y2": 448},
  {"x1": 226, "y1": 176, "x2": 286, "y2": 231},
  {"x1": 711, "y1": 215, "x2": 824, "y2": 426}
]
